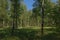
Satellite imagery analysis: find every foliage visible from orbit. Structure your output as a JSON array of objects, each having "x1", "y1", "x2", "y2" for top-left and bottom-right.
[{"x1": 0, "y1": 0, "x2": 60, "y2": 40}]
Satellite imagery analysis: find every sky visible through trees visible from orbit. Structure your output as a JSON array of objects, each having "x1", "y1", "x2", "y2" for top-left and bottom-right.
[
  {"x1": 24, "y1": 0, "x2": 34, "y2": 10},
  {"x1": 24, "y1": 0, "x2": 57, "y2": 10}
]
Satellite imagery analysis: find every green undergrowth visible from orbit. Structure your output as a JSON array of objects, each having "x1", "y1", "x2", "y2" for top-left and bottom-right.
[{"x1": 0, "y1": 28, "x2": 60, "y2": 40}]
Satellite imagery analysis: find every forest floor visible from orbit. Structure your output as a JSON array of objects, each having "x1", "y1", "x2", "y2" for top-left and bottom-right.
[{"x1": 0, "y1": 27, "x2": 60, "y2": 40}]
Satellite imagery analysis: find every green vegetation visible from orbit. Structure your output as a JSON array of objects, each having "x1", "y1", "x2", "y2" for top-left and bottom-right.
[
  {"x1": 0, "y1": 0, "x2": 60, "y2": 40},
  {"x1": 0, "y1": 28, "x2": 60, "y2": 40}
]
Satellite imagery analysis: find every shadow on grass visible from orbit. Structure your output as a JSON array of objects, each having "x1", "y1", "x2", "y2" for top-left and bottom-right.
[
  {"x1": 42, "y1": 33, "x2": 60, "y2": 40},
  {"x1": 0, "y1": 29, "x2": 60, "y2": 40}
]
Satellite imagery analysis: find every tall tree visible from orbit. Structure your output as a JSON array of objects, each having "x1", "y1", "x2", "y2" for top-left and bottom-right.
[
  {"x1": 32, "y1": 0, "x2": 56, "y2": 38},
  {"x1": 32, "y1": 0, "x2": 45, "y2": 38},
  {"x1": 0, "y1": 0, "x2": 9, "y2": 27},
  {"x1": 10, "y1": 0, "x2": 21, "y2": 35},
  {"x1": 19, "y1": 2, "x2": 27, "y2": 27},
  {"x1": 41, "y1": 0, "x2": 44, "y2": 36},
  {"x1": 51, "y1": 0, "x2": 60, "y2": 32}
]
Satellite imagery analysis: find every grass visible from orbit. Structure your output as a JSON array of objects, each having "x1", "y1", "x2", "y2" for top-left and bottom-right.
[
  {"x1": 0, "y1": 27, "x2": 60, "y2": 40},
  {"x1": 1, "y1": 36, "x2": 20, "y2": 40},
  {"x1": 18, "y1": 26, "x2": 56, "y2": 29}
]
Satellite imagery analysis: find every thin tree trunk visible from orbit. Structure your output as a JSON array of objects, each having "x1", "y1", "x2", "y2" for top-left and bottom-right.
[
  {"x1": 41, "y1": 0, "x2": 44, "y2": 39},
  {"x1": 2, "y1": 19, "x2": 4, "y2": 28}
]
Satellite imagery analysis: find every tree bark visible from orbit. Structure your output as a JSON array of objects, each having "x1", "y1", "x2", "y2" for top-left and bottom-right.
[{"x1": 41, "y1": 0, "x2": 44, "y2": 39}]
